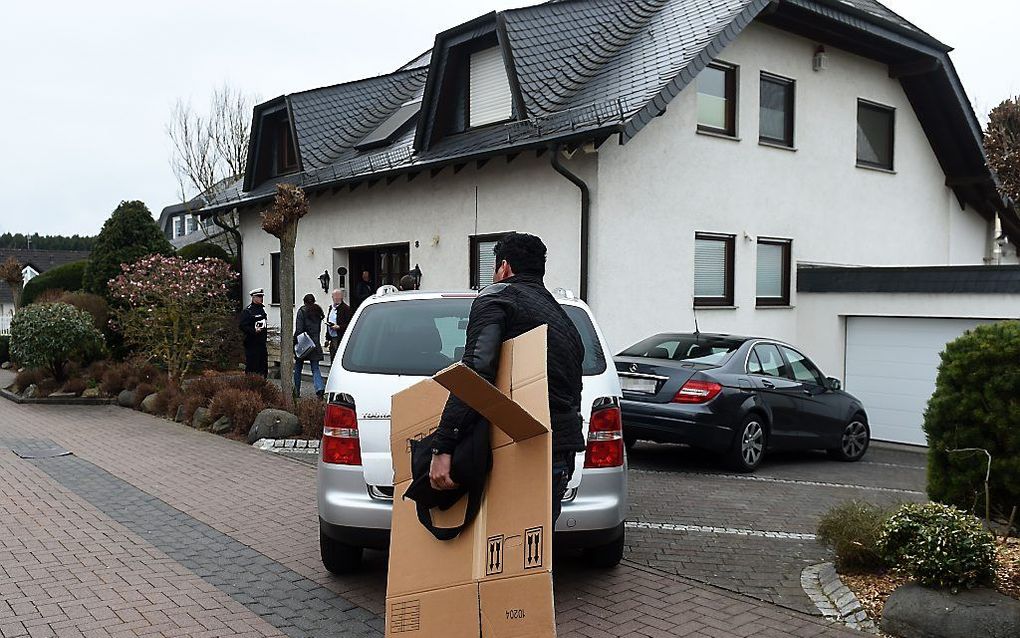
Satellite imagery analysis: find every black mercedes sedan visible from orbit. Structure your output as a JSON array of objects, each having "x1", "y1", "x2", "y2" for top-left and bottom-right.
[{"x1": 615, "y1": 333, "x2": 869, "y2": 472}]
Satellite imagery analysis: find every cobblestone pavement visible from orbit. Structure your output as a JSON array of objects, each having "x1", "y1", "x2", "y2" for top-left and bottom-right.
[{"x1": 0, "y1": 370, "x2": 866, "y2": 637}]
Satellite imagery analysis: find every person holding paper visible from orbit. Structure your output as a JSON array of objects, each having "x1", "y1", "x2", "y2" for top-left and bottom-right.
[
  {"x1": 429, "y1": 232, "x2": 585, "y2": 525},
  {"x1": 294, "y1": 293, "x2": 327, "y2": 398}
]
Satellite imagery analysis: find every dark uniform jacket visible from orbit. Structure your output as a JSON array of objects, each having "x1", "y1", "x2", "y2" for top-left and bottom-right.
[
  {"x1": 432, "y1": 273, "x2": 585, "y2": 456},
  {"x1": 294, "y1": 306, "x2": 324, "y2": 362},
  {"x1": 239, "y1": 303, "x2": 268, "y2": 347}
]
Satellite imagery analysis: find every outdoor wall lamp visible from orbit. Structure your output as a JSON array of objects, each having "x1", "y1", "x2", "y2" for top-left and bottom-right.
[{"x1": 318, "y1": 270, "x2": 330, "y2": 293}]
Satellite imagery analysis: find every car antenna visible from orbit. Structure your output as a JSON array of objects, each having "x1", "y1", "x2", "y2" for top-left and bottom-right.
[{"x1": 693, "y1": 308, "x2": 701, "y2": 338}]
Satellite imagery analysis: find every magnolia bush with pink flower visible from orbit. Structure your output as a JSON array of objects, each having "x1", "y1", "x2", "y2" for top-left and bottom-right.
[{"x1": 109, "y1": 254, "x2": 238, "y2": 384}]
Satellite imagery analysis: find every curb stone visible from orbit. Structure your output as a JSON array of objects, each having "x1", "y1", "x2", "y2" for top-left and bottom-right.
[
  {"x1": 802, "y1": 562, "x2": 878, "y2": 633},
  {"x1": 253, "y1": 438, "x2": 321, "y2": 454}
]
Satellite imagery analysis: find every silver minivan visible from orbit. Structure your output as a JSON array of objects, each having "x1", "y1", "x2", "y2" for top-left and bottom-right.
[{"x1": 317, "y1": 289, "x2": 627, "y2": 573}]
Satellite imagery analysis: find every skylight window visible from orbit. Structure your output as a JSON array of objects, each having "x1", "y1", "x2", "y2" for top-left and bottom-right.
[
  {"x1": 469, "y1": 46, "x2": 513, "y2": 128},
  {"x1": 356, "y1": 100, "x2": 421, "y2": 151}
]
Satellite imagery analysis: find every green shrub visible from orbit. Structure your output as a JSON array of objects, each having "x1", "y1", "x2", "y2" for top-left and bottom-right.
[
  {"x1": 21, "y1": 260, "x2": 87, "y2": 305},
  {"x1": 177, "y1": 241, "x2": 230, "y2": 262},
  {"x1": 83, "y1": 200, "x2": 173, "y2": 299},
  {"x1": 878, "y1": 502, "x2": 996, "y2": 591},
  {"x1": 9, "y1": 303, "x2": 104, "y2": 381},
  {"x1": 817, "y1": 500, "x2": 892, "y2": 572},
  {"x1": 0, "y1": 335, "x2": 9, "y2": 364},
  {"x1": 924, "y1": 321, "x2": 1020, "y2": 518}
]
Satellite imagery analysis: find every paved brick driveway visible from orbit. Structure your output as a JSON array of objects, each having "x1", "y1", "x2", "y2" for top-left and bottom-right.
[{"x1": 1, "y1": 371, "x2": 885, "y2": 637}]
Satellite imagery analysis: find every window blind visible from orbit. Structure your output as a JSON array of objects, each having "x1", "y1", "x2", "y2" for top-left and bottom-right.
[
  {"x1": 756, "y1": 242, "x2": 784, "y2": 298},
  {"x1": 475, "y1": 239, "x2": 499, "y2": 288},
  {"x1": 469, "y1": 47, "x2": 513, "y2": 128},
  {"x1": 694, "y1": 238, "x2": 727, "y2": 298}
]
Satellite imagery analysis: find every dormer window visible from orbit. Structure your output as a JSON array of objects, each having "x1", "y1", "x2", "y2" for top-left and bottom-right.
[
  {"x1": 469, "y1": 46, "x2": 513, "y2": 128},
  {"x1": 276, "y1": 121, "x2": 298, "y2": 174}
]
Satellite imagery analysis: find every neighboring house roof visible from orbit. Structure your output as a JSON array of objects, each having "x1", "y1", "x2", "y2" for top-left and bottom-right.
[
  {"x1": 204, "y1": 0, "x2": 1015, "y2": 242},
  {"x1": 0, "y1": 249, "x2": 90, "y2": 306},
  {"x1": 159, "y1": 177, "x2": 237, "y2": 248}
]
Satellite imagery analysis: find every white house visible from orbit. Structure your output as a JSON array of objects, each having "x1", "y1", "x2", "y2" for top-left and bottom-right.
[
  {"x1": 203, "y1": 0, "x2": 1020, "y2": 446},
  {"x1": 0, "y1": 249, "x2": 91, "y2": 333}
]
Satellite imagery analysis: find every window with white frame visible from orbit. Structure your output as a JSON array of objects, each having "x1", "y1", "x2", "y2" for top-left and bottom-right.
[
  {"x1": 469, "y1": 46, "x2": 513, "y2": 128},
  {"x1": 756, "y1": 239, "x2": 791, "y2": 306},
  {"x1": 186, "y1": 215, "x2": 198, "y2": 234},
  {"x1": 694, "y1": 233, "x2": 735, "y2": 307},
  {"x1": 174, "y1": 216, "x2": 185, "y2": 238}
]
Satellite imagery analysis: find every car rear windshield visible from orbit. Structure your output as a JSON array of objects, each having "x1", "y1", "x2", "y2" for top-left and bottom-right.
[
  {"x1": 343, "y1": 298, "x2": 607, "y2": 376},
  {"x1": 619, "y1": 334, "x2": 744, "y2": 366}
]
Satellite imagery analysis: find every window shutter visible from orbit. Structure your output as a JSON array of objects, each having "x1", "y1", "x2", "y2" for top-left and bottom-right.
[
  {"x1": 694, "y1": 238, "x2": 727, "y2": 298},
  {"x1": 469, "y1": 47, "x2": 513, "y2": 128},
  {"x1": 756, "y1": 242, "x2": 784, "y2": 298},
  {"x1": 475, "y1": 239, "x2": 499, "y2": 288}
]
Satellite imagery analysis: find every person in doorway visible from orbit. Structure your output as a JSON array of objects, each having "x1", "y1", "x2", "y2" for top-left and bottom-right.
[
  {"x1": 354, "y1": 270, "x2": 374, "y2": 308},
  {"x1": 325, "y1": 289, "x2": 352, "y2": 361},
  {"x1": 428, "y1": 232, "x2": 585, "y2": 525},
  {"x1": 239, "y1": 288, "x2": 269, "y2": 377},
  {"x1": 294, "y1": 293, "x2": 326, "y2": 398}
]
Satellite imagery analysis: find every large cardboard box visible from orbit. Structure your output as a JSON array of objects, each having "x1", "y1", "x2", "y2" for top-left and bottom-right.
[{"x1": 386, "y1": 327, "x2": 555, "y2": 638}]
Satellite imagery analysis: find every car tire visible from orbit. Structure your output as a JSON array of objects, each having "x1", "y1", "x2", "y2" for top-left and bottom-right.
[
  {"x1": 726, "y1": 415, "x2": 767, "y2": 473},
  {"x1": 583, "y1": 531, "x2": 625, "y2": 568},
  {"x1": 828, "y1": 417, "x2": 870, "y2": 462},
  {"x1": 320, "y1": 531, "x2": 363, "y2": 575}
]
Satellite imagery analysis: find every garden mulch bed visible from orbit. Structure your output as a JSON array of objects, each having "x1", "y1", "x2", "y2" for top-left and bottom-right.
[{"x1": 841, "y1": 537, "x2": 1020, "y2": 626}]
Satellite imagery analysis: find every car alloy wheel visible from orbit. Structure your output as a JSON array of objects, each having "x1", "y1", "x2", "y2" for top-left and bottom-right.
[
  {"x1": 841, "y1": 421, "x2": 868, "y2": 459},
  {"x1": 741, "y1": 421, "x2": 764, "y2": 467}
]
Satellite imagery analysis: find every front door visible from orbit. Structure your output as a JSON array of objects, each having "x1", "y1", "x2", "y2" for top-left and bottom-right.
[{"x1": 348, "y1": 243, "x2": 410, "y2": 309}]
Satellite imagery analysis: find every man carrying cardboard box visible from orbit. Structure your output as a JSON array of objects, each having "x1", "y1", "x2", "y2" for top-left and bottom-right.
[{"x1": 428, "y1": 232, "x2": 585, "y2": 525}]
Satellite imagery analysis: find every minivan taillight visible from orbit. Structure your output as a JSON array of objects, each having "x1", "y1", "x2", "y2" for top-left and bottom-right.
[
  {"x1": 672, "y1": 380, "x2": 722, "y2": 404},
  {"x1": 322, "y1": 403, "x2": 362, "y2": 465},
  {"x1": 584, "y1": 405, "x2": 624, "y2": 468}
]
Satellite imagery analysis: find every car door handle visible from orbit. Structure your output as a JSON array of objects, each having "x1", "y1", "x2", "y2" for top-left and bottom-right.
[{"x1": 761, "y1": 380, "x2": 775, "y2": 389}]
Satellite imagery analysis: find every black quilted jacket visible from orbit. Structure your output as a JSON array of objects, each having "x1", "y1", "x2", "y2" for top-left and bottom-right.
[{"x1": 432, "y1": 274, "x2": 585, "y2": 455}]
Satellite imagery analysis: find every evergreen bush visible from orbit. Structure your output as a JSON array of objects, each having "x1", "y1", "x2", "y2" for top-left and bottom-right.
[
  {"x1": 83, "y1": 201, "x2": 173, "y2": 298},
  {"x1": 923, "y1": 321, "x2": 1020, "y2": 518},
  {"x1": 21, "y1": 260, "x2": 87, "y2": 305},
  {"x1": 9, "y1": 303, "x2": 104, "y2": 381}
]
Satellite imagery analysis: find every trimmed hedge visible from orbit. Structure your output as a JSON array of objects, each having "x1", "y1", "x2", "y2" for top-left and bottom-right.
[
  {"x1": 84, "y1": 200, "x2": 173, "y2": 298},
  {"x1": 177, "y1": 242, "x2": 230, "y2": 262},
  {"x1": 924, "y1": 320, "x2": 1020, "y2": 518},
  {"x1": 22, "y1": 260, "x2": 87, "y2": 305}
]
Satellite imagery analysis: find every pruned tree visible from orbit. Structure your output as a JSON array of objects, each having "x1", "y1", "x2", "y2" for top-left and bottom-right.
[
  {"x1": 167, "y1": 83, "x2": 258, "y2": 261},
  {"x1": 0, "y1": 257, "x2": 24, "y2": 311},
  {"x1": 261, "y1": 184, "x2": 309, "y2": 403},
  {"x1": 985, "y1": 96, "x2": 1020, "y2": 205}
]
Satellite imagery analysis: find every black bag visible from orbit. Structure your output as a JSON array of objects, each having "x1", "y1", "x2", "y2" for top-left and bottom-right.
[{"x1": 401, "y1": 419, "x2": 492, "y2": 541}]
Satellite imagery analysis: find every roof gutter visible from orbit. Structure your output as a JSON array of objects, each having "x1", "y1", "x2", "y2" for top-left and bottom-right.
[{"x1": 550, "y1": 144, "x2": 591, "y2": 302}]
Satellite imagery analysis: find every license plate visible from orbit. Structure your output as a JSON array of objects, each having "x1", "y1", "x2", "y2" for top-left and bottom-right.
[{"x1": 621, "y1": 376, "x2": 657, "y2": 394}]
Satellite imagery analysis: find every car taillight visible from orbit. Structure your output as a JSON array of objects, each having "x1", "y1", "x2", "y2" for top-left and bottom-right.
[
  {"x1": 672, "y1": 380, "x2": 722, "y2": 404},
  {"x1": 322, "y1": 403, "x2": 361, "y2": 465},
  {"x1": 584, "y1": 405, "x2": 624, "y2": 468}
]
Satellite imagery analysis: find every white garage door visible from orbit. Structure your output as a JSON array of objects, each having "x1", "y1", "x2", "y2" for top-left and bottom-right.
[{"x1": 845, "y1": 317, "x2": 999, "y2": 446}]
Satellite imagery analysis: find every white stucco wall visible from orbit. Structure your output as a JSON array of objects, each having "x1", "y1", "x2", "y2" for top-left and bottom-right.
[
  {"x1": 591, "y1": 22, "x2": 992, "y2": 353},
  {"x1": 240, "y1": 154, "x2": 591, "y2": 330},
  {"x1": 795, "y1": 292, "x2": 1020, "y2": 381}
]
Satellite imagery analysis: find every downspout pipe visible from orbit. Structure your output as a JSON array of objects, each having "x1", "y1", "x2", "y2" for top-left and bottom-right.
[{"x1": 551, "y1": 144, "x2": 591, "y2": 301}]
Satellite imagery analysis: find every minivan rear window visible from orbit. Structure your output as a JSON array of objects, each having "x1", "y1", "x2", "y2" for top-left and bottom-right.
[
  {"x1": 620, "y1": 334, "x2": 744, "y2": 366},
  {"x1": 343, "y1": 298, "x2": 607, "y2": 376}
]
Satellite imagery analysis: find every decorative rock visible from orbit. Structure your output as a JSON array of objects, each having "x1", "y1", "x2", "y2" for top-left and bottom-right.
[
  {"x1": 23, "y1": 384, "x2": 38, "y2": 399},
  {"x1": 174, "y1": 405, "x2": 186, "y2": 423},
  {"x1": 1, "y1": 361, "x2": 11, "y2": 369},
  {"x1": 210, "y1": 416, "x2": 233, "y2": 434},
  {"x1": 883, "y1": 583, "x2": 1020, "y2": 638},
  {"x1": 247, "y1": 409, "x2": 301, "y2": 444},
  {"x1": 140, "y1": 393, "x2": 160, "y2": 414},
  {"x1": 192, "y1": 407, "x2": 212, "y2": 429},
  {"x1": 117, "y1": 390, "x2": 135, "y2": 408},
  {"x1": 82, "y1": 387, "x2": 101, "y2": 398}
]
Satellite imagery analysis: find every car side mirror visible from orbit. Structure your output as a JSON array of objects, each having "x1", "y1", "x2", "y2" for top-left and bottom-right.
[{"x1": 826, "y1": 377, "x2": 842, "y2": 392}]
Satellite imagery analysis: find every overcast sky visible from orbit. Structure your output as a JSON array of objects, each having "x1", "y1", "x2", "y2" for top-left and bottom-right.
[{"x1": 1, "y1": 0, "x2": 1016, "y2": 237}]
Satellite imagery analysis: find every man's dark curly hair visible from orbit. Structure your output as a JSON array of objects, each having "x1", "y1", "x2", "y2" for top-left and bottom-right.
[{"x1": 493, "y1": 232, "x2": 546, "y2": 277}]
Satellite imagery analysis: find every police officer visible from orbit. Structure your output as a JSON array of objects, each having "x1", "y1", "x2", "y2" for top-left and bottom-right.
[
  {"x1": 428, "y1": 232, "x2": 585, "y2": 526},
  {"x1": 239, "y1": 288, "x2": 269, "y2": 377}
]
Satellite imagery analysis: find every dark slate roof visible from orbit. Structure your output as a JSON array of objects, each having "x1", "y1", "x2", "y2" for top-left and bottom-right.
[
  {"x1": 0, "y1": 249, "x2": 90, "y2": 305},
  {"x1": 203, "y1": 0, "x2": 1013, "y2": 242},
  {"x1": 798, "y1": 265, "x2": 1020, "y2": 294}
]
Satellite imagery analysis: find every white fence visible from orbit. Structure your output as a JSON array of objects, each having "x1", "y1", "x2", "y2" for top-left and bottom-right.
[{"x1": 0, "y1": 315, "x2": 10, "y2": 337}]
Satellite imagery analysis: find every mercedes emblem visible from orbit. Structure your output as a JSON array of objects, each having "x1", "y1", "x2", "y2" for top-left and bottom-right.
[{"x1": 629, "y1": 363, "x2": 638, "y2": 373}]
